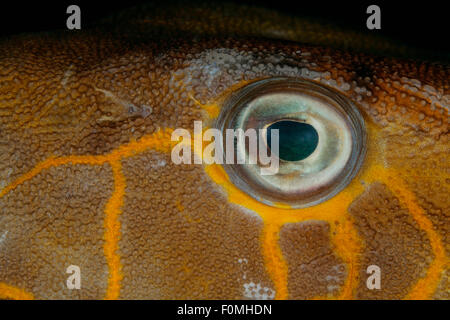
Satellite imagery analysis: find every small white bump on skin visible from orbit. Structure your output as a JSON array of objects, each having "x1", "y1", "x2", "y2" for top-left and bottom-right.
[
  {"x1": 401, "y1": 77, "x2": 422, "y2": 89},
  {"x1": 175, "y1": 47, "x2": 446, "y2": 131},
  {"x1": 0, "y1": 167, "x2": 13, "y2": 192},
  {"x1": 324, "y1": 264, "x2": 347, "y2": 294},
  {"x1": 179, "y1": 48, "x2": 326, "y2": 101},
  {"x1": 325, "y1": 275, "x2": 341, "y2": 282},
  {"x1": 155, "y1": 159, "x2": 166, "y2": 168},
  {"x1": 327, "y1": 285, "x2": 340, "y2": 292},
  {"x1": 0, "y1": 231, "x2": 8, "y2": 245},
  {"x1": 61, "y1": 64, "x2": 75, "y2": 87},
  {"x1": 140, "y1": 153, "x2": 168, "y2": 170},
  {"x1": 234, "y1": 206, "x2": 263, "y2": 219},
  {"x1": 243, "y1": 282, "x2": 275, "y2": 300},
  {"x1": 238, "y1": 258, "x2": 248, "y2": 264},
  {"x1": 340, "y1": 82, "x2": 351, "y2": 91},
  {"x1": 394, "y1": 78, "x2": 449, "y2": 113},
  {"x1": 237, "y1": 257, "x2": 249, "y2": 280}
]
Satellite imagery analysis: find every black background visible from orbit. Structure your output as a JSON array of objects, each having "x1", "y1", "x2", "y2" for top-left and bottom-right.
[
  {"x1": 0, "y1": 0, "x2": 448, "y2": 54},
  {"x1": 0, "y1": 300, "x2": 444, "y2": 317}
]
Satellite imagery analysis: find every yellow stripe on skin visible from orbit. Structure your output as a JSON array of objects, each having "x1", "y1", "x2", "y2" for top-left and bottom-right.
[
  {"x1": 0, "y1": 117, "x2": 446, "y2": 300},
  {"x1": 188, "y1": 79, "x2": 254, "y2": 120},
  {"x1": 205, "y1": 163, "x2": 364, "y2": 299},
  {"x1": 203, "y1": 120, "x2": 447, "y2": 300},
  {"x1": 0, "y1": 129, "x2": 175, "y2": 300},
  {"x1": 189, "y1": 93, "x2": 221, "y2": 119},
  {"x1": 0, "y1": 129, "x2": 174, "y2": 198},
  {"x1": 362, "y1": 123, "x2": 448, "y2": 300},
  {"x1": 104, "y1": 160, "x2": 126, "y2": 300},
  {"x1": 261, "y1": 222, "x2": 288, "y2": 299},
  {"x1": 365, "y1": 165, "x2": 448, "y2": 300},
  {"x1": 0, "y1": 283, "x2": 34, "y2": 300}
]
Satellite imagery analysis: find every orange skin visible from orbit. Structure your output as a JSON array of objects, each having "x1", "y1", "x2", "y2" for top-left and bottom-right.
[{"x1": 0, "y1": 2, "x2": 448, "y2": 299}]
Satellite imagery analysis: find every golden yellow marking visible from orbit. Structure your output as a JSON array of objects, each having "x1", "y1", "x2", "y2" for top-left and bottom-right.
[
  {"x1": 0, "y1": 130, "x2": 174, "y2": 198},
  {"x1": 204, "y1": 163, "x2": 364, "y2": 299},
  {"x1": 0, "y1": 283, "x2": 34, "y2": 300},
  {"x1": 185, "y1": 89, "x2": 366, "y2": 299},
  {"x1": 104, "y1": 160, "x2": 125, "y2": 300},
  {"x1": 261, "y1": 222, "x2": 288, "y2": 299},
  {"x1": 176, "y1": 200, "x2": 185, "y2": 212},
  {"x1": 365, "y1": 165, "x2": 448, "y2": 300},
  {"x1": 331, "y1": 216, "x2": 361, "y2": 299},
  {"x1": 189, "y1": 93, "x2": 220, "y2": 119},
  {"x1": 0, "y1": 155, "x2": 107, "y2": 198},
  {"x1": 0, "y1": 117, "x2": 446, "y2": 300},
  {"x1": 202, "y1": 121, "x2": 447, "y2": 300},
  {"x1": 187, "y1": 79, "x2": 254, "y2": 120},
  {"x1": 0, "y1": 129, "x2": 174, "y2": 300}
]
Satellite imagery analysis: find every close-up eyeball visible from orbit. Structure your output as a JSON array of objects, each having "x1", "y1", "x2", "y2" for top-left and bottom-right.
[
  {"x1": 0, "y1": 0, "x2": 448, "y2": 308},
  {"x1": 217, "y1": 77, "x2": 366, "y2": 208}
]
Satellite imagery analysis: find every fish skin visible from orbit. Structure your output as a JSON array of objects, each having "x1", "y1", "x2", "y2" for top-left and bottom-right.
[{"x1": 0, "y1": 1, "x2": 448, "y2": 299}]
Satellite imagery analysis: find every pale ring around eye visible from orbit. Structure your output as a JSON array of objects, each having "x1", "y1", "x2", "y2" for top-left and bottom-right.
[{"x1": 215, "y1": 77, "x2": 366, "y2": 208}]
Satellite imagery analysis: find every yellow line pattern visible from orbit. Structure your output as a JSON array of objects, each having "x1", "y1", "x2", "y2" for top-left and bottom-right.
[
  {"x1": 365, "y1": 166, "x2": 448, "y2": 300},
  {"x1": 103, "y1": 160, "x2": 126, "y2": 300},
  {"x1": 0, "y1": 121, "x2": 447, "y2": 300},
  {"x1": 201, "y1": 115, "x2": 447, "y2": 299},
  {"x1": 261, "y1": 222, "x2": 288, "y2": 299},
  {"x1": 0, "y1": 129, "x2": 174, "y2": 300},
  {"x1": 0, "y1": 283, "x2": 34, "y2": 300},
  {"x1": 204, "y1": 163, "x2": 364, "y2": 299}
]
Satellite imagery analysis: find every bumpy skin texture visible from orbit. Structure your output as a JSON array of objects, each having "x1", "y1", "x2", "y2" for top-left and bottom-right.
[{"x1": 0, "y1": 2, "x2": 448, "y2": 299}]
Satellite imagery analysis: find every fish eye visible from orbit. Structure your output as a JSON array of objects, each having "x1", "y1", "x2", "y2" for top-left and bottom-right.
[{"x1": 216, "y1": 77, "x2": 367, "y2": 208}]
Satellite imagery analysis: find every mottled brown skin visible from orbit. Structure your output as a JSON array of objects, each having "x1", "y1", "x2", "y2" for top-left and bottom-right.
[
  {"x1": 279, "y1": 221, "x2": 347, "y2": 299},
  {"x1": 0, "y1": 2, "x2": 448, "y2": 299}
]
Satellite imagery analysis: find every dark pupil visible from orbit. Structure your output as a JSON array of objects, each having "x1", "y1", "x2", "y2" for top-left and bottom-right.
[{"x1": 266, "y1": 120, "x2": 319, "y2": 161}]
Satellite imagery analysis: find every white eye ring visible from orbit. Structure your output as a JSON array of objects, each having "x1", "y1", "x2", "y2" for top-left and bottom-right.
[{"x1": 216, "y1": 77, "x2": 366, "y2": 208}]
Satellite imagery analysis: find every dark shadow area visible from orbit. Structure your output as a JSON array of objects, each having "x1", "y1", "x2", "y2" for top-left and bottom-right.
[{"x1": 0, "y1": 0, "x2": 448, "y2": 53}]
